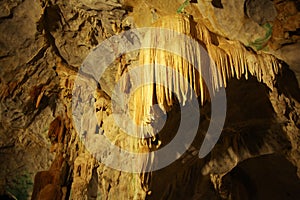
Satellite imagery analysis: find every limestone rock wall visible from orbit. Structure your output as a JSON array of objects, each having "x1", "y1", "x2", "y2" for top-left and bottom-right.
[{"x1": 0, "y1": 0, "x2": 300, "y2": 200}]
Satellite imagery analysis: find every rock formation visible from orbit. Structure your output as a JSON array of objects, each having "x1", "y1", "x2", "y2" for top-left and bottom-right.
[{"x1": 0, "y1": 0, "x2": 300, "y2": 200}]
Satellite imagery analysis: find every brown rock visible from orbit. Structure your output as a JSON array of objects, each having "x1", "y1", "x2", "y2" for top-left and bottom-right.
[{"x1": 37, "y1": 184, "x2": 62, "y2": 200}]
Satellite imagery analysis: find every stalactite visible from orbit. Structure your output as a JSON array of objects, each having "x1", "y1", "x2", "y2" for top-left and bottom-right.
[{"x1": 120, "y1": 14, "x2": 281, "y2": 132}]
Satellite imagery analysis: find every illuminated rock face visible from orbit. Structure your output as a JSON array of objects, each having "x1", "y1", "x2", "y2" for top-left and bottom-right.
[
  {"x1": 0, "y1": 0, "x2": 300, "y2": 200},
  {"x1": 130, "y1": 14, "x2": 280, "y2": 126}
]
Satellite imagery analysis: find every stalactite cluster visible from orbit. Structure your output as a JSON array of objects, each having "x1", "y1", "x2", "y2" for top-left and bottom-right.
[{"x1": 121, "y1": 14, "x2": 281, "y2": 128}]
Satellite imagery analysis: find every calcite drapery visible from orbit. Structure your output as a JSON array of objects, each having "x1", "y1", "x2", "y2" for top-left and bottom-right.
[{"x1": 122, "y1": 14, "x2": 281, "y2": 128}]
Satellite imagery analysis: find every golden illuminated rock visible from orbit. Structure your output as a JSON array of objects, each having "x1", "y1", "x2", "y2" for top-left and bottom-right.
[{"x1": 124, "y1": 14, "x2": 281, "y2": 127}]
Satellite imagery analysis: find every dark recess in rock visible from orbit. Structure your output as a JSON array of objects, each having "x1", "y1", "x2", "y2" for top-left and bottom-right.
[{"x1": 211, "y1": 0, "x2": 223, "y2": 9}]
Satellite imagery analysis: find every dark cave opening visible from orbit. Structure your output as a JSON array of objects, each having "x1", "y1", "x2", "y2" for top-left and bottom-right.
[
  {"x1": 145, "y1": 73, "x2": 294, "y2": 200},
  {"x1": 224, "y1": 154, "x2": 300, "y2": 200}
]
